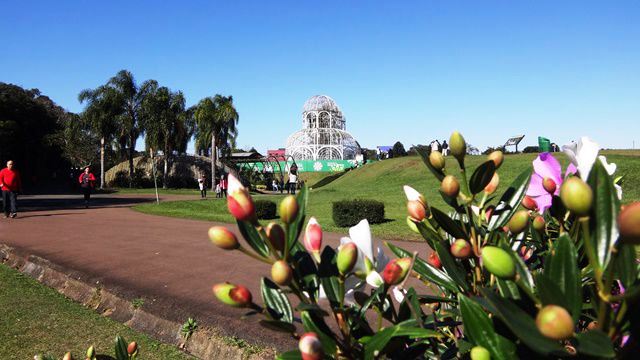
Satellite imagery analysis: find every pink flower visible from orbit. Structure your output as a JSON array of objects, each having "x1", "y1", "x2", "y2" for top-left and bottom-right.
[{"x1": 527, "y1": 153, "x2": 576, "y2": 212}]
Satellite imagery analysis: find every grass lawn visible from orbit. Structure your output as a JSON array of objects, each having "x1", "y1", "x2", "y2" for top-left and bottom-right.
[
  {"x1": 0, "y1": 264, "x2": 193, "y2": 360},
  {"x1": 133, "y1": 152, "x2": 640, "y2": 241}
]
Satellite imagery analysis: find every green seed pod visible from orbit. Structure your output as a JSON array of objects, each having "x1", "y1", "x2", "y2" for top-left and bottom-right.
[
  {"x1": 508, "y1": 210, "x2": 529, "y2": 234},
  {"x1": 536, "y1": 305, "x2": 574, "y2": 340},
  {"x1": 441, "y1": 175, "x2": 460, "y2": 197},
  {"x1": 560, "y1": 177, "x2": 593, "y2": 216},
  {"x1": 481, "y1": 246, "x2": 516, "y2": 279},
  {"x1": 212, "y1": 282, "x2": 252, "y2": 307},
  {"x1": 208, "y1": 226, "x2": 239, "y2": 250},
  {"x1": 532, "y1": 216, "x2": 545, "y2": 233},
  {"x1": 449, "y1": 131, "x2": 467, "y2": 163},
  {"x1": 337, "y1": 243, "x2": 358, "y2": 275},
  {"x1": 470, "y1": 346, "x2": 491, "y2": 360},
  {"x1": 450, "y1": 239, "x2": 471, "y2": 259},
  {"x1": 429, "y1": 150, "x2": 446, "y2": 170},
  {"x1": 271, "y1": 260, "x2": 293, "y2": 285},
  {"x1": 618, "y1": 202, "x2": 640, "y2": 244},
  {"x1": 279, "y1": 195, "x2": 298, "y2": 224}
]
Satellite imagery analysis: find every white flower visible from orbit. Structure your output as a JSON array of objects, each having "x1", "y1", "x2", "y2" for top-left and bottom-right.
[
  {"x1": 339, "y1": 219, "x2": 389, "y2": 292},
  {"x1": 403, "y1": 185, "x2": 422, "y2": 202},
  {"x1": 366, "y1": 271, "x2": 384, "y2": 288},
  {"x1": 227, "y1": 173, "x2": 244, "y2": 195},
  {"x1": 392, "y1": 287, "x2": 408, "y2": 303},
  {"x1": 562, "y1": 137, "x2": 600, "y2": 181}
]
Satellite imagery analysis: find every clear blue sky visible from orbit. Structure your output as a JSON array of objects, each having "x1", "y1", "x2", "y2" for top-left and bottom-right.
[{"x1": 2, "y1": 1, "x2": 639, "y2": 153}]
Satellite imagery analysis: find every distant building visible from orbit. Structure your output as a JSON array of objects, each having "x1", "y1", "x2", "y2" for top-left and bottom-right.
[{"x1": 230, "y1": 150, "x2": 263, "y2": 161}]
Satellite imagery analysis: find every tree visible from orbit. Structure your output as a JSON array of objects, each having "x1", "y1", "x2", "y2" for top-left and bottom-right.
[
  {"x1": 192, "y1": 95, "x2": 239, "y2": 190},
  {"x1": 392, "y1": 141, "x2": 407, "y2": 157}
]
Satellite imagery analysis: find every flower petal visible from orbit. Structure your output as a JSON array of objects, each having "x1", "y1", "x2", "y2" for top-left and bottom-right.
[
  {"x1": 533, "y1": 153, "x2": 562, "y2": 184},
  {"x1": 533, "y1": 194, "x2": 553, "y2": 213},
  {"x1": 366, "y1": 271, "x2": 384, "y2": 288},
  {"x1": 598, "y1": 156, "x2": 617, "y2": 176},
  {"x1": 403, "y1": 185, "x2": 422, "y2": 202},
  {"x1": 392, "y1": 287, "x2": 407, "y2": 303},
  {"x1": 349, "y1": 219, "x2": 374, "y2": 262},
  {"x1": 527, "y1": 173, "x2": 548, "y2": 197},
  {"x1": 575, "y1": 137, "x2": 600, "y2": 180},
  {"x1": 227, "y1": 173, "x2": 244, "y2": 195}
]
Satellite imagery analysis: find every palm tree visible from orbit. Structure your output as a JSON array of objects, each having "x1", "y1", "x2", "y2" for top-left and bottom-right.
[{"x1": 193, "y1": 95, "x2": 239, "y2": 190}]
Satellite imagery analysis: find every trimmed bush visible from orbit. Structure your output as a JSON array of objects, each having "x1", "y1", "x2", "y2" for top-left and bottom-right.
[
  {"x1": 254, "y1": 200, "x2": 277, "y2": 220},
  {"x1": 332, "y1": 199, "x2": 385, "y2": 227}
]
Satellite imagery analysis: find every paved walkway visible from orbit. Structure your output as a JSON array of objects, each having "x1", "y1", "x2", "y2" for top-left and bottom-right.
[{"x1": 0, "y1": 194, "x2": 427, "y2": 351}]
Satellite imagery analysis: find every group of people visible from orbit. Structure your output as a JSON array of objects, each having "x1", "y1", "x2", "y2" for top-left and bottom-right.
[
  {"x1": 430, "y1": 139, "x2": 449, "y2": 155},
  {"x1": 197, "y1": 174, "x2": 229, "y2": 199}
]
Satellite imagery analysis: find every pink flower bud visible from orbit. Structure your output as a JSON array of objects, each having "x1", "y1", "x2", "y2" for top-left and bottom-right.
[
  {"x1": 382, "y1": 258, "x2": 411, "y2": 285},
  {"x1": 407, "y1": 200, "x2": 427, "y2": 221},
  {"x1": 227, "y1": 174, "x2": 255, "y2": 221},
  {"x1": 522, "y1": 195, "x2": 538, "y2": 211},
  {"x1": 299, "y1": 332, "x2": 323, "y2": 360},
  {"x1": 212, "y1": 282, "x2": 252, "y2": 307},
  {"x1": 279, "y1": 195, "x2": 298, "y2": 224},
  {"x1": 208, "y1": 226, "x2": 239, "y2": 250},
  {"x1": 271, "y1": 260, "x2": 293, "y2": 286},
  {"x1": 543, "y1": 177, "x2": 557, "y2": 194},
  {"x1": 303, "y1": 217, "x2": 322, "y2": 255},
  {"x1": 450, "y1": 239, "x2": 472, "y2": 259},
  {"x1": 266, "y1": 223, "x2": 285, "y2": 251},
  {"x1": 484, "y1": 172, "x2": 499, "y2": 194},
  {"x1": 427, "y1": 252, "x2": 442, "y2": 269},
  {"x1": 127, "y1": 342, "x2": 138, "y2": 355}
]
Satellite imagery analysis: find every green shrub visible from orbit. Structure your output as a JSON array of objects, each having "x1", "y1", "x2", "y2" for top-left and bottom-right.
[
  {"x1": 254, "y1": 200, "x2": 276, "y2": 219},
  {"x1": 332, "y1": 199, "x2": 385, "y2": 227}
]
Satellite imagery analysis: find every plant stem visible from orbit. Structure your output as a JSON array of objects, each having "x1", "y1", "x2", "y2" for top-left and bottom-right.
[{"x1": 238, "y1": 246, "x2": 274, "y2": 265}]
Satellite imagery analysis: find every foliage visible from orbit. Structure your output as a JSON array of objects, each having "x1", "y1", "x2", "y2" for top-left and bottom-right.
[
  {"x1": 180, "y1": 317, "x2": 198, "y2": 341},
  {"x1": 391, "y1": 141, "x2": 407, "y2": 157},
  {"x1": 208, "y1": 132, "x2": 639, "y2": 359},
  {"x1": 255, "y1": 199, "x2": 277, "y2": 219},
  {"x1": 332, "y1": 199, "x2": 385, "y2": 227}
]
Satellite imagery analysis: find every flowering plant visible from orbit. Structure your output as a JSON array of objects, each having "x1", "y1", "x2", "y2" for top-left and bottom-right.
[{"x1": 209, "y1": 132, "x2": 640, "y2": 359}]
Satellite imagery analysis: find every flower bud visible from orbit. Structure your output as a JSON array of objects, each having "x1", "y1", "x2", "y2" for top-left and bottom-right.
[
  {"x1": 403, "y1": 186, "x2": 428, "y2": 216},
  {"x1": 213, "y1": 282, "x2": 252, "y2": 307},
  {"x1": 303, "y1": 217, "x2": 322, "y2": 258},
  {"x1": 485, "y1": 205, "x2": 495, "y2": 222},
  {"x1": 470, "y1": 346, "x2": 491, "y2": 360},
  {"x1": 587, "y1": 321, "x2": 599, "y2": 331},
  {"x1": 519, "y1": 246, "x2": 533, "y2": 261},
  {"x1": 299, "y1": 332, "x2": 323, "y2": 360},
  {"x1": 407, "y1": 200, "x2": 427, "y2": 221},
  {"x1": 481, "y1": 246, "x2": 516, "y2": 279},
  {"x1": 618, "y1": 202, "x2": 640, "y2": 244},
  {"x1": 208, "y1": 226, "x2": 239, "y2": 250},
  {"x1": 560, "y1": 177, "x2": 593, "y2": 217},
  {"x1": 484, "y1": 172, "x2": 499, "y2": 194},
  {"x1": 227, "y1": 175, "x2": 255, "y2": 221},
  {"x1": 487, "y1": 150, "x2": 504, "y2": 169},
  {"x1": 271, "y1": 260, "x2": 293, "y2": 286},
  {"x1": 266, "y1": 223, "x2": 285, "y2": 251},
  {"x1": 429, "y1": 150, "x2": 446, "y2": 170},
  {"x1": 532, "y1": 216, "x2": 545, "y2": 233},
  {"x1": 127, "y1": 342, "x2": 138, "y2": 356},
  {"x1": 427, "y1": 252, "x2": 442, "y2": 269},
  {"x1": 449, "y1": 131, "x2": 467, "y2": 162},
  {"x1": 441, "y1": 175, "x2": 460, "y2": 197},
  {"x1": 382, "y1": 258, "x2": 411, "y2": 285},
  {"x1": 279, "y1": 195, "x2": 298, "y2": 224},
  {"x1": 543, "y1": 177, "x2": 557, "y2": 194},
  {"x1": 508, "y1": 210, "x2": 529, "y2": 234},
  {"x1": 337, "y1": 242, "x2": 358, "y2": 275},
  {"x1": 536, "y1": 305, "x2": 574, "y2": 340},
  {"x1": 450, "y1": 239, "x2": 472, "y2": 259},
  {"x1": 521, "y1": 195, "x2": 538, "y2": 211},
  {"x1": 86, "y1": 346, "x2": 95, "y2": 359},
  {"x1": 406, "y1": 216, "x2": 420, "y2": 233},
  {"x1": 63, "y1": 352, "x2": 73, "y2": 360}
]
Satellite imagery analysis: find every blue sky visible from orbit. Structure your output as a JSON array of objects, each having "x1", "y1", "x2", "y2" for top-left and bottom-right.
[{"x1": 2, "y1": 1, "x2": 639, "y2": 153}]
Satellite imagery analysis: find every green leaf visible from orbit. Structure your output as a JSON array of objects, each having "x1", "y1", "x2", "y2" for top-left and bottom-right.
[
  {"x1": 416, "y1": 146, "x2": 445, "y2": 181},
  {"x1": 114, "y1": 335, "x2": 128, "y2": 360},
  {"x1": 587, "y1": 160, "x2": 620, "y2": 268},
  {"x1": 459, "y1": 295, "x2": 515, "y2": 360},
  {"x1": 433, "y1": 240, "x2": 471, "y2": 292},
  {"x1": 545, "y1": 234, "x2": 581, "y2": 323},
  {"x1": 488, "y1": 168, "x2": 532, "y2": 231},
  {"x1": 286, "y1": 185, "x2": 308, "y2": 254},
  {"x1": 477, "y1": 288, "x2": 566, "y2": 356},
  {"x1": 386, "y1": 242, "x2": 459, "y2": 293},
  {"x1": 469, "y1": 160, "x2": 496, "y2": 194},
  {"x1": 574, "y1": 330, "x2": 615, "y2": 358},
  {"x1": 301, "y1": 311, "x2": 338, "y2": 355},
  {"x1": 615, "y1": 243, "x2": 639, "y2": 288},
  {"x1": 364, "y1": 320, "x2": 439, "y2": 360},
  {"x1": 260, "y1": 277, "x2": 293, "y2": 323},
  {"x1": 431, "y1": 207, "x2": 467, "y2": 239},
  {"x1": 237, "y1": 220, "x2": 269, "y2": 257},
  {"x1": 496, "y1": 278, "x2": 520, "y2": 300},
  {"x1": 295, "y1": 303, "x2": 329, "y2": 316},
  {"x1": 535, "y1": 273, "x2": 570, "y2": 310},
  {"x1": 276, "y1": 350, "x2": 302, "y2": 360},
  {"x1": 317, "y1": 246, "x2": 341, "y2": 307}
]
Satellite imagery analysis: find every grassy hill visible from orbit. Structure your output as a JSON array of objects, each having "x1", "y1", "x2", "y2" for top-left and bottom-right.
[{"x1": 134, "y1": 151, "x2": 640, "y2": 241}]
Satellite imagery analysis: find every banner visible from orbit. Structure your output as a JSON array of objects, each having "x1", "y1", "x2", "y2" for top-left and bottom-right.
[{"x1": 238, "y1": 159, "x2": 360, "y2": 173}]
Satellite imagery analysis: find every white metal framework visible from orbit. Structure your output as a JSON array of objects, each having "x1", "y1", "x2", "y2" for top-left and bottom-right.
[{"x1": 286, "y1": 95, "x2": 359, "y2": 160}]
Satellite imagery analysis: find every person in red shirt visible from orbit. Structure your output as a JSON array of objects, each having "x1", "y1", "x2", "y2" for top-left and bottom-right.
[
  {"x1": 78, "y1": 166, "x2": 96, "y2": 208},
  {"x1": 0, "y1": 160, "x2": 22, "y2": 218}
]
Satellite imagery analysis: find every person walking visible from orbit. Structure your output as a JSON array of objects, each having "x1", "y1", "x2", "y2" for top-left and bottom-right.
[
  {"x1": 215, "y1": 179, "x2": 221, "y2": 198},
  {"x1": 198, "y1": 174, "x2": 207, "y2": 199},
  {"x1": 0, "y1": 160, "x2": 22, "y2": 218},
  {"x1": 220, "y1": 174, "x2": 228, "y2": 198},
  {"x1": 288, "y1": 165, "x2": 298, "y2": 195},
  {"x1": 442, "y1": 140, "x2": 449, "y2": 156},
  {"x1": 78, "y1": 166, "x2": 96, "y2": 208}
]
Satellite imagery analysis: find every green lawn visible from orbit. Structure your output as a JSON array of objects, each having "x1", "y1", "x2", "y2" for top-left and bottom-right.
[
  {"x1": 0, "y1": 264, "x2": 193, "y2": 360},
  {"x1": 133, "y1": 152, "x2": 640, "y2": 241}
]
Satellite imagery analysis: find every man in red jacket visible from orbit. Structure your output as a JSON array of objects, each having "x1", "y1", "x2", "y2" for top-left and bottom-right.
[
  {"x1": 0, "y1": 160, "x2": 22, "y2": 218},
  {"x1": 78, "y1": 166, "x2": 96, "y2": 208}
]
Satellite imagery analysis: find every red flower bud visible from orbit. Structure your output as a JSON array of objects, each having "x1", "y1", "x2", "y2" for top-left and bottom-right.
[
  {"x1": 536, "y1": 305, "x2": 574, "y2": 340},
  {"x1": 337, "y1": 242, "x2": 358, "y2": 275},
  {"x1": 382, "y1": 258, "x2": 411, "y2": 285},
  {"x1": 450, "y1": 239, "x2": 472, "y2": 259},
  {"x1": 303, "y1": 217, "x2": 322, "y2": 256},
  {"x1": 407, "y1": 200, "x2": 427, "y2": 221},
  {"x1": 487, "y1": 150, "x2": 504, "y2": 169},
  {"x1": 427, "y1": 251, "x2": 442, "y2": 269},
  {"x1": 127, "y1": 341, "x2": 138, "y2": 355},
  {"x1": 212, "y1": 282, "x2": 252, "y2": 307},
  {"x1": 441, "y1": 175, "x2": 460, "y2": 197},
  {"x1": 508, "y1": 210, "x2": 530, "y2": 234},
  {"x1": 279, "y1": 195, "x2": 298, "y2": 224},
  {"x1": 618, "y1": 202, "x2": 640, "y2": 244},
  {"x1": 208, "y1": 226, "x2": 239, "y2": 250},
  {"x1": 266, "y1": 223, "x2": 285, "y2": 251},
  {"x1": 484, "y1": 172, "x2": 499, "y2": 194},
  {"x1": 429, "y1": 150, "x2": 446, "y2": 170},
  {"x1": 543, "y1": 177, "x2": 557, "y2": 194},
  {"x1": 532, "y1": 216, "x2": 545, "y2": 233},
  {"x1": 271, "y1": 260, "x2": 293, "y2": 286},
  {"x1": 522, "y1": 195, "x2": 538, "y2": 211},
  {"x1": 299, "y1": 332, "x2": 323, "y2": 360},
  {"x1": 228, "y1": 191, "x2": 255, "y2": 221},
  {"x1": 560, "y1": 177, "x2": 593, "y2": 217}
]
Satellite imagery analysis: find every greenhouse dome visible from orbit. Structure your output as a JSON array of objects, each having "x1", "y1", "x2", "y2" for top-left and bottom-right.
[{"x1": 286, "y1": 95, "x2": 360, "y2": 160}]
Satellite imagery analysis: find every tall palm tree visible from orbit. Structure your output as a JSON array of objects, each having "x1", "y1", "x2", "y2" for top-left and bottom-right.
[{"x1": 193, "y1": 95, "x2": 239, "y2": 190}]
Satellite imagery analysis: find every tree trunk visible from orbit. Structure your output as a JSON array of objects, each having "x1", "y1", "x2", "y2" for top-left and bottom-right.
[
  {"x1": 128, "y1": 131, "x2": 135, "y2": 188},
  {"x1": 100, "y1": 137, "x2": 105, "y2": 189},
  {"x1": 150, "y1": 148, "x2": 159, "y2": 204},
  {"x1": 163, "y1": 138, "x2": 169, "y2": 189},
  {"x1": 211, "y1": 134, "x2": 216, "y2": 191}
]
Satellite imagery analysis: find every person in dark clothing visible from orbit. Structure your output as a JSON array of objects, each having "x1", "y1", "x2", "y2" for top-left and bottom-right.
[
  {"x1": 78, "y1": 166, "x2": 96, "y2": 208},
  {"x1": 0, "y1": 160, "x2": 22, "y2": 218},
  {"x1": 442, "y1": 140, "x2": 449, "y2": 156}
]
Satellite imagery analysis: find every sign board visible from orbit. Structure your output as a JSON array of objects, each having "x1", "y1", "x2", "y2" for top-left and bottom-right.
[{"x1": 504, "y1": 135, "x2": 525, "y2": 147}]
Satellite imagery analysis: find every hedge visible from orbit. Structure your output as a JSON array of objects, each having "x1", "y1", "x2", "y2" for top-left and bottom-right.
[
  {"x1": 332, "y1": 199, "x2": 385, "y2": 227},
  {"x1": 254, "y1": 200, "x2": 277, "y2": 220}
]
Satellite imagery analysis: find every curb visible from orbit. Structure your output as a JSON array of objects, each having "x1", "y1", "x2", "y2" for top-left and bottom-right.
[{"x1": 0, "y1": 244, "x2": 276, "y2": 360}]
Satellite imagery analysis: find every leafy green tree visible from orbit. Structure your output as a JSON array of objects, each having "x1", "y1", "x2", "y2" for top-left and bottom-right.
[
  {"x1": 392, "y1": 141, "x2": 407, "y2": 157},
  {"x1": 192, "y1": 95, "x2": 239, "y2": 190},
  {"x1": 60, "y1": 112, "x2": 99, "y2": 170}
]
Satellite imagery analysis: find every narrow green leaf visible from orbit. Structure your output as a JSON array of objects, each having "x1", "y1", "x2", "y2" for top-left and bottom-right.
[
  {"x1": 574, "y1": 330, "x2": 615, "y2": 358},
  {"x1": 587, "y1": 161, "x2": 620, "y2": 268},
  {"x1": 416, "y1": 146, "x2": 445, "y2": 181},
  {"x1": 364, "y1": 320, "x2": 439, "y2": 360},
  {"x1": 431, "y1": 207, "x2": 467, "y2": 239},
  {"x1": 459, "y1": 295, "x2": 515, "y2": 360},
  {"x1": 301, "y1": 311, "x2": 338, "y2": 355},
  {"x1": 386, "y1": 242, "x2": 459, "y2": 293},
  {"x1": 114, "y1": 335, "x2": 128, "y2": 360},
  {"x1": 260, "y1": 277, "x2": 294, "y2": 323},
  {"x1": 237, "y1": 220, "x2": 269, "y2": 257},
  {"x1": 615, "y1": 243, "x2": 639, "y2": 288},
  {"x1": 286, "y1": 185, "x2": 308, "y2": 254},
  {"x1": 317, "y1": 246, "x2": 341, "y2": 307},
  {"x1": 535, "y1": 273, "x2": 570, "y2": 310},
  {"x1": 469, "y1": 161, "x2": 496, "y2": 194},
  {"x1": 545, "y1": 234, "x2": 581, "y2": 323},
  {"x1": 495, "y1": 278, "x2": 520, "y2": 300},
  {"x1": 488, "y1": 168, "x2": 532, "y2": 231}
]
